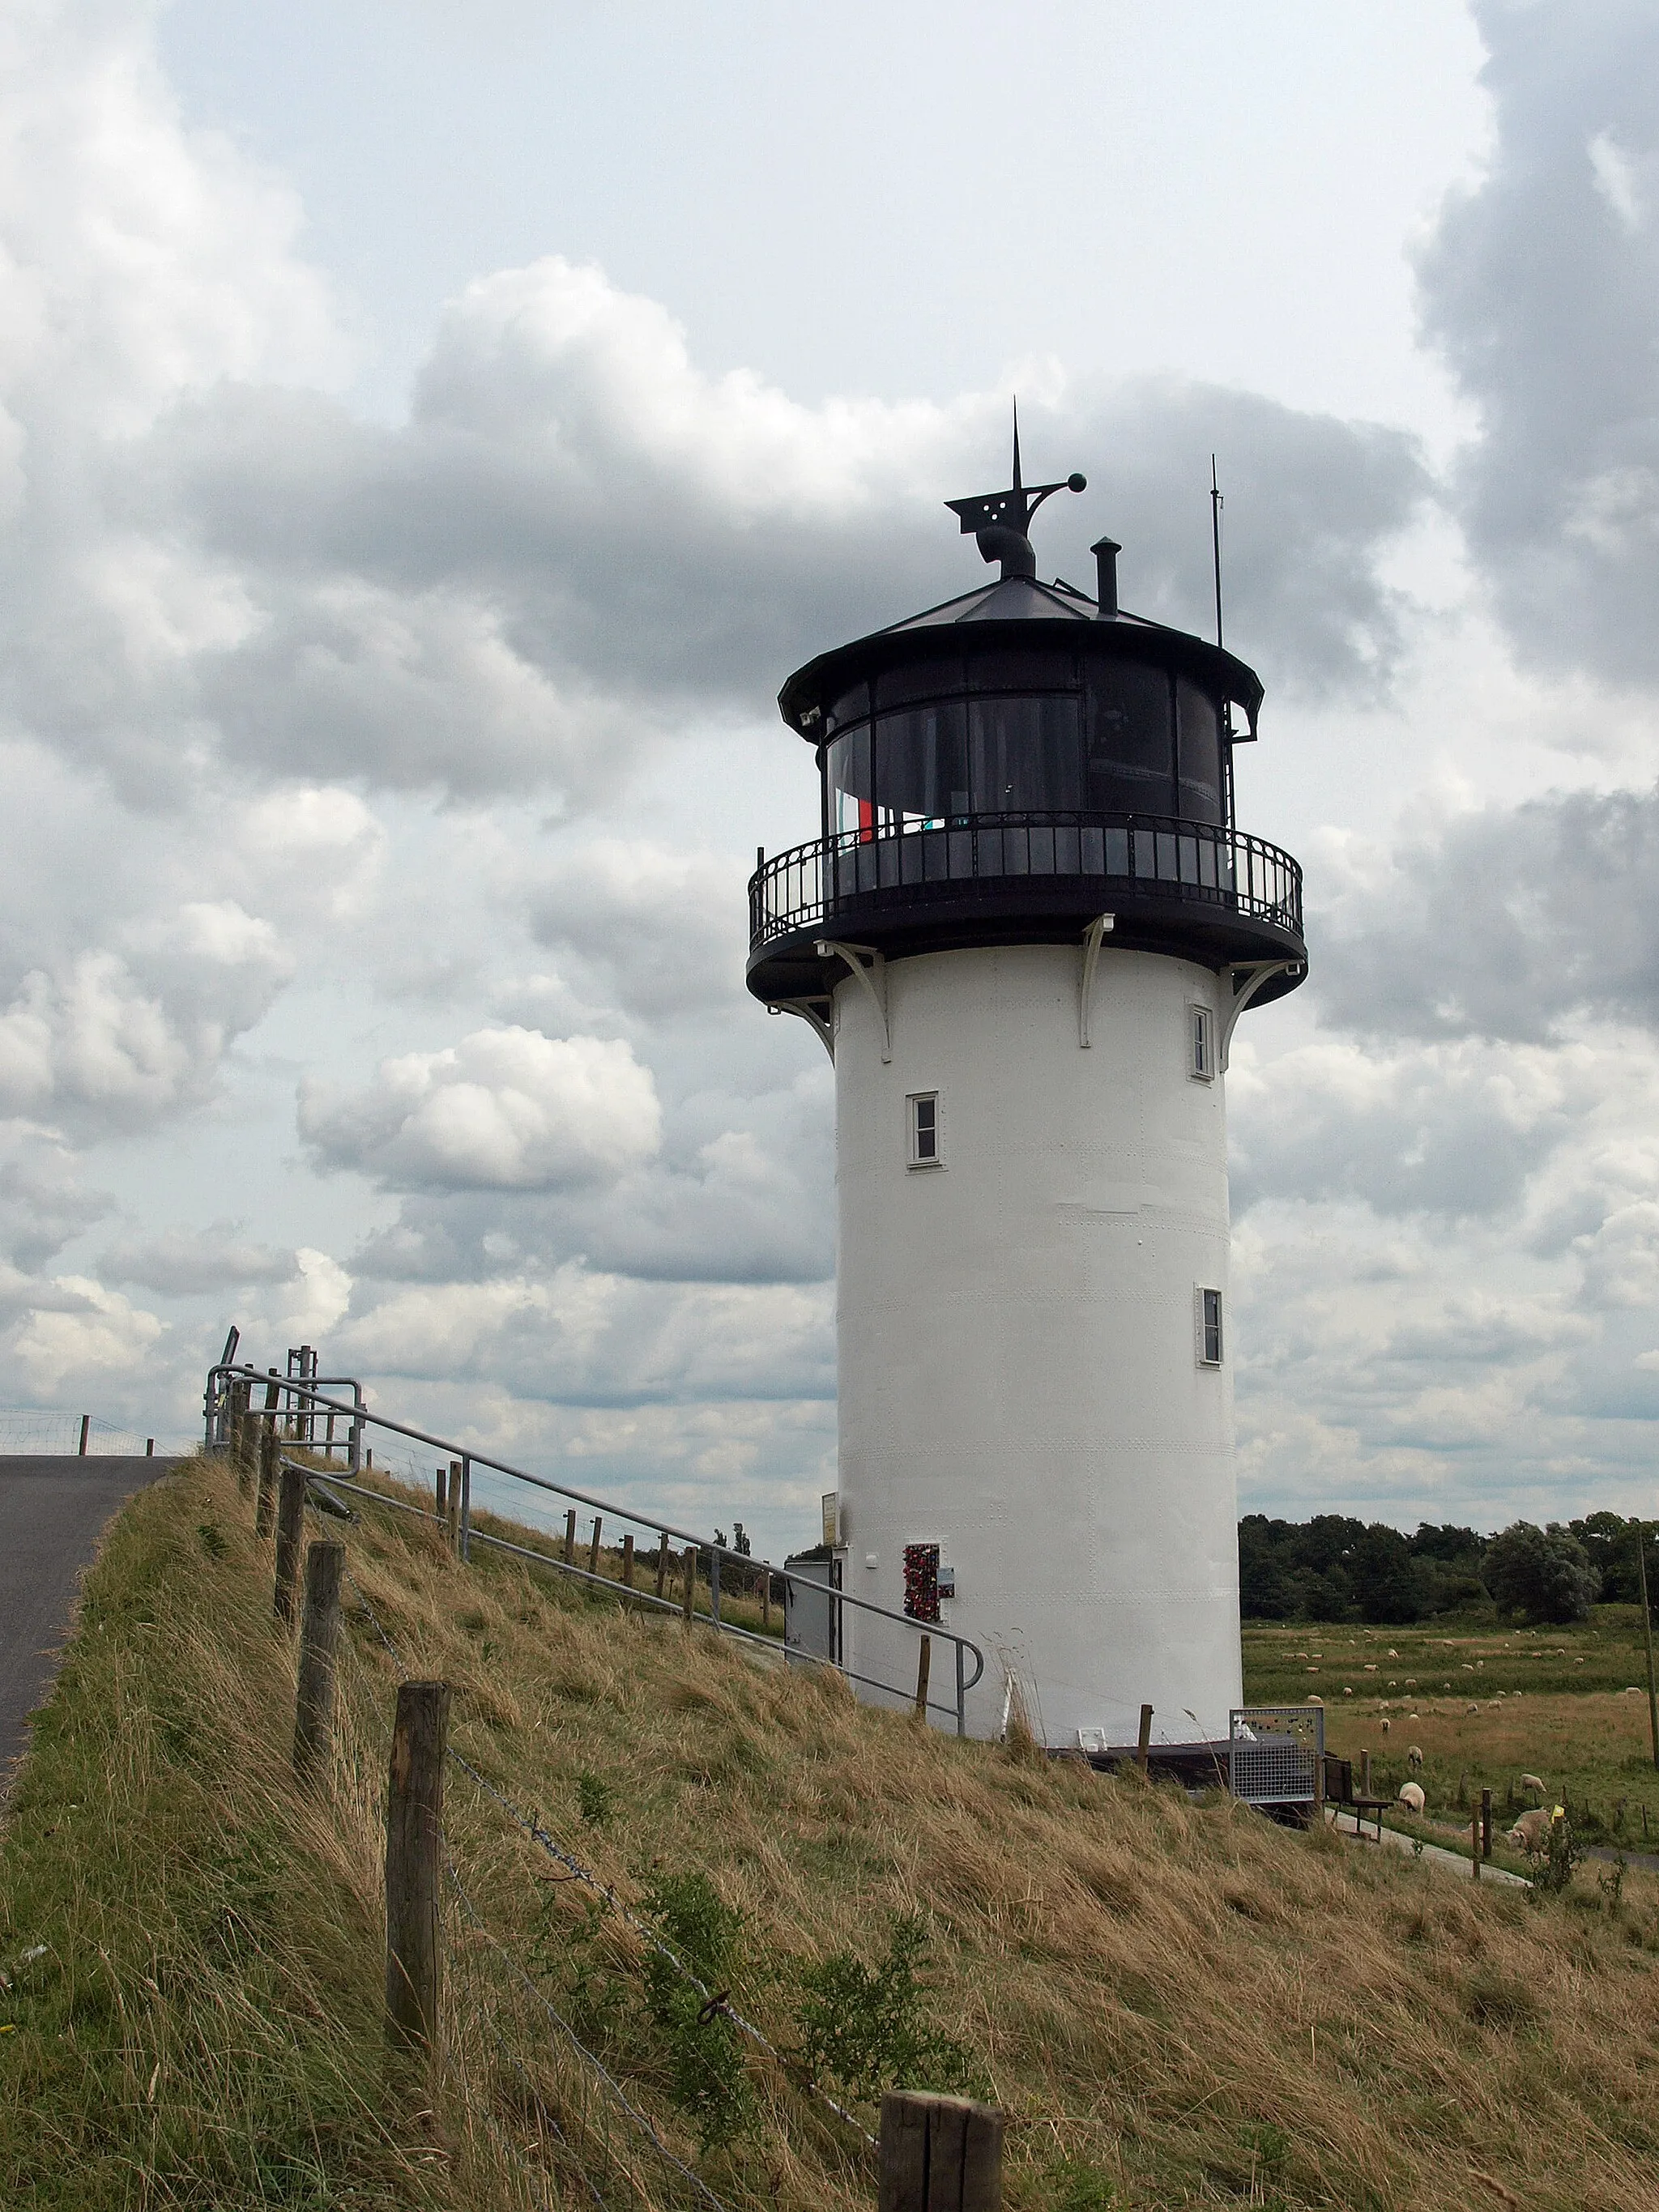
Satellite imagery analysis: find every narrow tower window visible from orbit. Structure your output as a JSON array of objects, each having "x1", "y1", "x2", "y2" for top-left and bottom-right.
[
  {"x1": 907, "y1": 1092, "x2": 941, "y2": 1167},
  {"x1": 1196, "y1": 1287, "x2": 1224, "y2": 1367},
  {"x1": 1189, "y1": 1004, "x2": 1214, "y2": 1081}
]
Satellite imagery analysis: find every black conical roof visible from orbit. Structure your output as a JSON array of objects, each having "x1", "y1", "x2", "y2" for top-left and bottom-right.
[{"x1": 778, "y1": 573, "x2": 1265, "y2": 738}]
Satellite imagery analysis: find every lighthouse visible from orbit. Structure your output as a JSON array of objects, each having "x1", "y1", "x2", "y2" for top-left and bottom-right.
[{"x1": 748, "y1": 437, "x2": 1306, "y2": 1747}]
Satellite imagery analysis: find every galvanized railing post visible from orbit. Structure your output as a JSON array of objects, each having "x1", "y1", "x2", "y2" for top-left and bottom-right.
[
  {"x1": 956, "y1": 1639, "x2": 966, "y2": 1737},
  {"x1": 710, "y1": 1546, "x2": 722, "y2": 1625}
]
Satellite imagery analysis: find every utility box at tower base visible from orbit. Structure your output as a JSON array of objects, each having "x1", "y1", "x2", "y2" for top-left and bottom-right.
[
  {"x1": 748, "y1": 437, "x2": 1307, "y2": 1749},
  {"x1": 783, "y1": 1546, "x2": 845, "y2": 1667}
]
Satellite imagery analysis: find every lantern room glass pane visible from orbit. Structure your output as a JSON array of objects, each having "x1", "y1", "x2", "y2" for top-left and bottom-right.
[
  {"x1": 876, "y1": 699, "x2": 970, "y2": 820},
  {"x1": 967, "y1": 693, "x2": 1081, "y2": 811},
  {"x1": 1083, "y1": 658, "x2": 1173, "y2": 813},
  {"x1": 1176, "y1": 679, "x2": 1223, "y2": 825}
]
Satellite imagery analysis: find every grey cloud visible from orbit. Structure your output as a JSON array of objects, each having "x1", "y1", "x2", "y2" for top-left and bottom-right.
[
  {"x1": 527, "y1": 840, "x2": 750, "y2": 1019},
  {"x1": 1230, "y1": 1045, "x2": 1572, "y2": 1221},
  {"x1": 350, "y1": 1080, "x2": 834, "y2": 1288},
  {"x1": 331, "y1": 1265, "x2": 835, "y2": 1409},
  {"x1": 1312, "y1": 782, "x2": 1659, "y2": 1044},
  {"x1": 0, "y1": 1140, "x2": 114, "y2": 1272},
  {"x1": 50, "y1": 261, "x2": 1431, "y2": 806},
  {"x1": 1419, "y1": 1, "x2": 1659, "y2": 687},
  {"x1": 101, "y1": 1221, "x2": 299, "y2": 1296}
]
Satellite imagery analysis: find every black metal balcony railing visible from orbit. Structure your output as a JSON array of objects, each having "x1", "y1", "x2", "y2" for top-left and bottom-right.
[{"x1": 748, "y1": 810, "x2": 1303, "y2": 952}]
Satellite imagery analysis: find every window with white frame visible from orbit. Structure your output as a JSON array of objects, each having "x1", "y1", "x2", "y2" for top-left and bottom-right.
[
  {"x1": 1196, "y1": 1286, "x2": 1223, "y2": 1366},
  {"x1": 1189, "y1": 1003, "x2": 1214, "y2": 1081},
  {"x1": 907, "y1": 1091, "x2": 941, "y2": 1167}
]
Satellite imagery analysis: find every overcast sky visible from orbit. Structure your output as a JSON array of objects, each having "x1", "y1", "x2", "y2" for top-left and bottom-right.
[{"x1": 6, "y1": 0, "x2": 1659, "y2": 1554}]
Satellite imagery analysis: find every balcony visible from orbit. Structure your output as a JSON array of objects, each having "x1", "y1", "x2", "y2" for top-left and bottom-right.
[{"x1": 746, "y1": 809, "x2": 1306, "y2": 1006}]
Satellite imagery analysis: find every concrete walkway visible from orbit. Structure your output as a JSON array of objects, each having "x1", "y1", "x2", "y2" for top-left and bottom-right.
[
  {"x1": 1325, "y1": 1805, "x2": 1529, "y2": 1885},
  {"x1": 0, "y1": 1455, "x2": 173, "y2": 1792}
]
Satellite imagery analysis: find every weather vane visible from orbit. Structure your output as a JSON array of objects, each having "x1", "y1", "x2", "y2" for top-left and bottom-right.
[{"x1": 945, "y1": 399, "x2": 1086, "y2": 580}]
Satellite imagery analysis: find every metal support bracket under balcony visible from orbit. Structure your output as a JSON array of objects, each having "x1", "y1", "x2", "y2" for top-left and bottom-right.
[
  {"x1": 814, "y1": 940, "x2": 890, "y2": 1062},
  {"x1": 768, "y1": 996, "x2": 835, "y2": 1063},
  {"x1": 1078, "y1": 911, "x2": 1115, "y2": 1048},
  {"x1": 1220, "y1": 958, "x2": 1304, "y2": 1072}
]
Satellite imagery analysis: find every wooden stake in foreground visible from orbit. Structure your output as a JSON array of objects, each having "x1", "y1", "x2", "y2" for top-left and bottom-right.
[
  {"x1": 255, "y1": 1420, "x2": 278, "y2": 1538},
  {"x1": 913, "y1": 1634, "x2": 932, "y2": 1722},
  {"x1": 879, "y1": 2090, "x2": 1003, "y2": 2212},
  {"x1": 274, "y1": 1458, "x2": 308, "y2": 1626},
  {"x1": 385, "y1": 1681, "x2": 451, "y2": 2056},
  {"x1": 681, "y1": 1543, "x2": 697, "y2": 1622},
  {"x1": 293, "y1": 1540, "x2": 345, "y2": 1786},
  {"x1": 1137, "y1": 1703, "x2": 1154, "y2": 1774}
]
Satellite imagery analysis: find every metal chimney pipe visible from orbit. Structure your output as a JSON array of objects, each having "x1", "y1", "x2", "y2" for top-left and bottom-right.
[{"x1": 1091, "y1": 537, "x2": 1121, "y2": 619}]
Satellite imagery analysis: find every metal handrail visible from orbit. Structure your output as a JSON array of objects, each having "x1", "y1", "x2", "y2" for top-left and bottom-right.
[
  {"x1": 206, "y1": 1360, "x2": 985, "y2": 1732},
  {"x1": 748, "y1": 808, "x2": 1303, "y2": 950}
]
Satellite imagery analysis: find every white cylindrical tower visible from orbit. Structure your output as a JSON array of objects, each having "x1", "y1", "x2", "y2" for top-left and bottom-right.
[{"x1": 748, "y1": 450, "x2": 1305, "y2": 1750}]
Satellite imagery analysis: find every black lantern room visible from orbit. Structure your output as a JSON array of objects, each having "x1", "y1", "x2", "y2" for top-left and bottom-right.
[{"x1": 747, "y1": 440, "x2": 1307, "y2": 1025}]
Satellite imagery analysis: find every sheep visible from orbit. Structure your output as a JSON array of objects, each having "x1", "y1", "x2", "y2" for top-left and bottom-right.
[
  {"x1": 1466, "y1": 1703, "x2": 1479, "y2": 1715},
  {"x1": 1508, "y1": 1806, "x2": 1552, "y2": 1855},
  {"x1": 1397, "y1": 1781, "x2": 1426, "y2": 1815},
  {"x1": 1519, "y1": 1772, "x2": 1546, "y2": 1797},
  {"x1": 1407, "y1": 1744, "x2": 1424, "y2": 1771},
  {"x1": 1380, "y1": 1718, "x2": 1391, "y2": 1734}
]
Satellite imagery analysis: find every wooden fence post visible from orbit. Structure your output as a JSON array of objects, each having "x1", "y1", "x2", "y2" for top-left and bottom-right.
[
  {"x1": 621, "y1": 1532, "x2": 635, "y2": 1588},
  {"x1": 293, "y1": 1541, "x2": 345, "y2": 1785},
  {"x1": 913, "y1": 1635, "x2": 932, "y2": 1721},
  {"x1": 77, "y1": 1413, "x2": 90, "y2": 1456},
  {"x1": 458, "y1": 1455, "x2": 471, "y2": 1563},
  {"x1": 587, "y1": 1515, "x2": 603, "y2": 1577},
  {"x1": 1359, "y1": 1749, "x2": 1371, "y2": 1798},
  {"x1": 1137, "y1": 1703, "x2": 1154, "y2": 1775},
  {"x1": 563, "y1": 1509, "x2": 577, "y2": 1566},
  {"x1": 385, "y1": 1681, "x2": 451, "y2": 2056},
  {"x1": 655, "y1": 1534, "x2": 669, "y2": 1600},
  {"x1": 275, "y1": 1459, "x2": 308, "y2": 1626},
  {"x1": 434, "y1": 1464, "x2": 447, "y2": 1520},
  {"x1": 255, "y1": 1420, "x2": 279, "y2": 1538},
  {"x1": 762, "y1": 1568, "x2": 771, "y2": 1631},
  {"x1": 681, "y1": 1544, "x2": 697, "y2": 1622},
  {"x1": 447, "y1": 1462, "x2": 462, "y2": 1551},
  {"x1": 879, "y1": 2090, "x2": 1003, "y2": 2212},
  {"x1": 1481, "y1": 1787, "x2": 1493, "y2": 1861}
]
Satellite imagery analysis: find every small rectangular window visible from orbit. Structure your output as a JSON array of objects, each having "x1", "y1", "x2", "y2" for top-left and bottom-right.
[
  {"x1": 1196, "y1": 1286, "x2": 1223, "y2": 1367},
  {"x1": 907, "y1": 1091, "x2": 941, "y2": 1167},
  {"x1": 1190, "y1": 1004, "x2": 1214, "y2": 1081}
]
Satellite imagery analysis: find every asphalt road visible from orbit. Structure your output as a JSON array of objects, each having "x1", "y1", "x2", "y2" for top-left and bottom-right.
[{"x1": 0, "y1": 1455, "x2": 173, "y2": 1791}]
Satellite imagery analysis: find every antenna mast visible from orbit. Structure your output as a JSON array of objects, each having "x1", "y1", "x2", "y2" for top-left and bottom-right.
[{"x1": 1209, "y1": 453, "x2": 1225, "y2": 650}]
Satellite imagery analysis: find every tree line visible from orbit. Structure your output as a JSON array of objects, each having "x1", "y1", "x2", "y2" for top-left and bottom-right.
[{"x1": 1238, "y1": 1511, "x2": 1657, "y2": 1626}]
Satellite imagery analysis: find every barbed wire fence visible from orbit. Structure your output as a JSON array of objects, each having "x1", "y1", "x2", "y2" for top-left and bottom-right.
[{"x1": 265, "y1": 1415, "x2": 897, "y2": 2212}]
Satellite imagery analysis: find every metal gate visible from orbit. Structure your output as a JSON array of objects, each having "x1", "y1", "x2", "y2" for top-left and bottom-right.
[{"x1": 1229, "y1": 1705, "x2": 1324, "y2": 1806}]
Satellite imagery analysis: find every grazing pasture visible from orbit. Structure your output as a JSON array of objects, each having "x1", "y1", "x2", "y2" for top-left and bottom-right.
[{"x1": 1244, "y1": 1613, "x2": 1659, "y2": 1848}]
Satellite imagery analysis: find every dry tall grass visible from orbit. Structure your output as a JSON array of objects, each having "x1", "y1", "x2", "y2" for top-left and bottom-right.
[{"x1": 6, "y1": 1456, "x2": 1659, "y2": 2210}]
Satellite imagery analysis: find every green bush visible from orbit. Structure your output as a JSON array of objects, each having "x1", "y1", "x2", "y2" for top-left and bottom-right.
[
  {"x1": 640, "y1": 1872, "x2": 755, "y2": 2149},
  {"x1": 792, "y1": 1913, "x2": 972, "y2": 2107}
]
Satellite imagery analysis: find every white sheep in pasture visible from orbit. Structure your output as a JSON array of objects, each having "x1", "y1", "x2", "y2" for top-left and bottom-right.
[
  {"x1": 1406, "y1": 1744, "x2": 1424, "y2": 1771},
  {"x1": 1380, "y1": 1718, "x2": 1391, "y2": 1735},
  {"x1": 1397, "y1": 1781, "x2": 1426, "y2": 1815},
  {"x1": 1519, "y1": 1772, "x2": 1546, "y2": 1797},
  {"x1": 1508, "y1": 1806, "x2": 1553, "y2": 1854}
]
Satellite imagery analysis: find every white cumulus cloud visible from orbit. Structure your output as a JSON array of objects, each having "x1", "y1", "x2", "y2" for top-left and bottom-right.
[{"x1": 299, "y1": 1025, "x2": 662, "y2": 1191}]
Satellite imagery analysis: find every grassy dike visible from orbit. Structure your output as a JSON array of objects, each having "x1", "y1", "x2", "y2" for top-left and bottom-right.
[{"x1": 6, "y1": 1455, "x2": 1659, "y2": 2210}]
